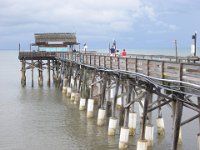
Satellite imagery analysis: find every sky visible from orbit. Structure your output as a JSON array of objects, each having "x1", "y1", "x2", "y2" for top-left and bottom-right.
[{"x1": 0, "y1": 0, "x2": 200, "y2": 54}]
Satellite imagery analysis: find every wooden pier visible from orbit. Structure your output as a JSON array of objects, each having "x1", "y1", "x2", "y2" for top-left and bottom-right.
[{"x1": 18, "y1": 33, "x2": 200, "y2": 150}]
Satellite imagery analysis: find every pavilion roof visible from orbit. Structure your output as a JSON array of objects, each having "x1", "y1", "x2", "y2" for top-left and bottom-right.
[{"x1": 33, "y1": 33, "x2": 78, "y2": 47}]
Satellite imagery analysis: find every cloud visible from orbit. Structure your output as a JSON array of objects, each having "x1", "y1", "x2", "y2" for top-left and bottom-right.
[
  {"x1": 0, "y1": 0, "x2": 198, "y2": 50},
  {"x1": 0, "y1": 0, "x2": 157, "y2": 32}
]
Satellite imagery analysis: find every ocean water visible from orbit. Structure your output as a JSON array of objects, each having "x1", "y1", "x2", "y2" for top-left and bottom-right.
[{"x1": 0, "y1": 50, "x2": 199, "y2": 150}]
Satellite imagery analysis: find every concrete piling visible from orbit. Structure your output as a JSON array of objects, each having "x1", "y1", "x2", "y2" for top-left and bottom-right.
[
  {"x1": 119, "y1": 127, "x2": 129, "y2": 149},
  {"x1": 74, "y1": 93, "x2": 80, "y2": 104},
  {"x1": 156, "y1": 117, "x2": 165, "y2": 136},
  {"x1": 97, "y1": 108, "x2": 106, "y2": 126},
  {"x1": 108, "y1": 117, "x2": 118, "y2": 136},
  {"x1": 87, "y1": 98, "x2": 94, "y2": 118},
  {"x1": 136, "y1": 140, "x2": 148, "y2": 150},
  {"x1": 145, "y1": 125, "x2": 154, "y2": 146},
  {"x1": 79, "y1": 97, "x2": 86, "y2": 111},
  {"x1": 129, "y1": 112, "x2": 137, "y2": 136},
  {"x1": 62, "y1": 78, "x2": 67, "y2": 94}
]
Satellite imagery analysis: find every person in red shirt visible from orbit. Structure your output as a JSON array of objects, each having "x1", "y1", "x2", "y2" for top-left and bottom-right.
[{"x1": 122, "y1": 49, "x2": 127, "y2": 57}]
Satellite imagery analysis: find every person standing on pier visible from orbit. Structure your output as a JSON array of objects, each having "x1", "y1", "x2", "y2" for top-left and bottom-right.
[
  {"x1": 110, "y1": 39, "x2": 116, "y2": 56},
  {"x1": 110, "y1": 46, "x2": 115, "y2": 56},
  {"x1": 122, "y1": 49, "x2": 127, "y2": 57},
  {"x1": 83, "y1": 43, "x2": 87, "y2": 53}
]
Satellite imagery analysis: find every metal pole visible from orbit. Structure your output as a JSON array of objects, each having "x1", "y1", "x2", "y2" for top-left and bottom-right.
[
  {"x1": 30, "y1": 43, "x2": 32, "y2": 52},
  {"x1": 192, "y1": 32, "x2": 197, "y2": 56},
  {"x1": 194, "y1": 32, "x2": 197, "y2": 56},
  {"x1": 175, "y1": 40, "x2": 178, "y2": 62},
  {"x1": 19, "y1": 43, "x2": 21, "y2": 52}
]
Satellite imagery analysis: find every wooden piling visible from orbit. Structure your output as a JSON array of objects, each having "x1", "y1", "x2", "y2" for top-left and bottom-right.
[
  {"x1": 144, "y1": 85, "x2": 154, "y2": 146},
  {"x1": 123, "y1": 80, "x2": 132, "y2": 127},
  {"x1": 52, "y1": 60, "x2": 56, "y2": 82},
  {"x1": 197, "y1": 97, "x2": 200, "y2": 150},
  {"x1": 198, "y1": 97, "x2": 200, "y2": 130},
  {"x1": 119, "y1": 80, "x2": 132, "y2": 149},
  {"x1": 21, "y1": 60, "x2": 26, "y2": 87},
  {"x1": 38, "y1": 60, "x2": 43, "y2": 87},
  {"x1": 156, "y1": 89, "x2": 165, "y2": 136},
  {"x1": 171, "y1": 93, "x2": 183, "y2": 150},
  {"x1": 31, "y1": 59, "x2": 34, "y2": 87},
  {"x1": 47, "y1": 59, "x2": 51, "y2": 87},
  {"x1": 101, "y1": 73, "x2": 107, "y2": 109},
  {"x1": 111, "y1": 77, "x2": 120, "y2": 118},
  {"x1": 140, "y1": 85, "x2": 151, "y2": 140},
  {"x1": 78, "y1": 66, "x2": 83, "y2": 93},
  {"x1": 108, "y1": 75, "x2": 120, "y2": 136}
]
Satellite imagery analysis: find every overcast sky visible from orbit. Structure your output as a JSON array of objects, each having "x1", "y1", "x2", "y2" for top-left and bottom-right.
[{"x1": 0, "y1": 0, "x2": 200, "y2": 51}]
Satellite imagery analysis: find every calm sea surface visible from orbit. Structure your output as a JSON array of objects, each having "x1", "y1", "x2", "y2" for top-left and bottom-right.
[{"x1": 0, "y1": 50, "x2": 199, "y2": 150}]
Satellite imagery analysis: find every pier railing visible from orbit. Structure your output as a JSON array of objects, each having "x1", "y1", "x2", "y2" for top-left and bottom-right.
[
  {"x1": 18, "y1": 51, "x2": 57, "y2": 60},
  {"x1": 56, "y1": 52, "x2": 200, "y2": 84}
]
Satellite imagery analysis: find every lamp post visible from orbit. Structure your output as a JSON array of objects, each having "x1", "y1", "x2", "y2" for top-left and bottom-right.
[
  {"x1": 30, "y1": 43, "x2": 32, "y2": 52},
  {"x1": 192, "y1": 32, "x2": 197, "y2": 56},
  {"x1": 18, "y1": 43, "x2": 21, "y2": 52},
  {"x1": 174, "y1": 40, "x2": 178, "y2": 62}
]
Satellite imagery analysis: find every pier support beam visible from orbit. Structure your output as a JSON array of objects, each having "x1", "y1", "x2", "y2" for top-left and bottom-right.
[
  {"x1": 87, "y1": 98, "x2": 94, "y2": 118},
  {"x1": 38, "y1": 60, "x2": 43, "y2": 87},
  {"x1": 171, "y1": 93, "x2": 183, "y2": 150},
  {"x1": 139, "y1": 96, "x2": 145, "y2": 124},
  {"x1": 79, "y1": 68, "x2": 88, "y2": 111},
  {"x1": 129, "y1": 84, "x2": 137, "y2": 136},
  {"x1": 198, "y1": 133, "x2": 200, "y2": 150},
  {"x1": 97, "y1": 108, "x2": 106, "y2": 126},
  {"x1": 47, "y1": 59, "x2": 51, "y2": 87},
  {"x1": 119, "y1": 80, "x2": 132, "y2": 149},
  {"x1": 137, "y1": 85, "x2": 152, "y2": 150},
  {"x1": 129, "y1": 112, "x2": 137, "y2": 136},
  {"x1": 198, "y1": 97, "x2": 200, "y2": 128},
  {"x1": 62, "y1": 78, "x2": 67, "y2": 94},
  {"x1": 31, "y1": 60, "x2": 34, "y2": 87},
  {"x1": 101, "y1": 73, "x2": 107, "y2": 109},
  {"x1": 108, "y1": 76, "x2": 120, "y2": 136},
  {"x1": 108, "y1": 117, "x2": 118, "y2": 136},
  {"x1": 21, "y1": 60, "x2": 26, "y2": 87},
  {"x1": 79, "y1": 98, "x2": 86, "y2": 110},
  {"x1": 156, "y1": 117, "x2": 165, "y2": 136},
  {"x1": 156, "y1": 92, "x2": 165, "y2": 136},
  {"x1": 97, "y1": 73, "x2": 107, "y2": 126},
  {"x1": 66, "y1": 63, "x2": 73, "y2": 97},
  {"x1": 52, "y1": 60, "x2": 56, "y2": 83},
  {"x1": 144, "y1": 86, "x2": 154, "y2": 147},
  {"x1": 197, "y1": 97, "x2": 200, "y2": 150}
]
